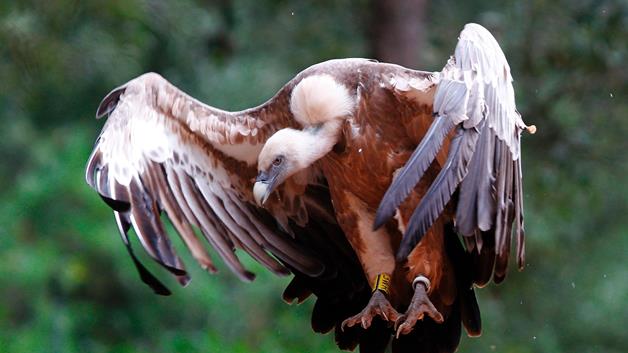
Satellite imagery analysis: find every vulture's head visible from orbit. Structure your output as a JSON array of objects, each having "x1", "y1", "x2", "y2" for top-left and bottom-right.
[
  {"x1": 254, "y1": 128, "x2": 313, "y2": 206},
  {"x1": 254, "y1": 74, "x2": 354, "y2": 206}
]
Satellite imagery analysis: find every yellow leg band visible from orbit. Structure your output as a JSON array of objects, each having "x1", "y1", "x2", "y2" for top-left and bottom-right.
[{"x1": 372, "y1": 273, "x2": 391, "y2": 295}]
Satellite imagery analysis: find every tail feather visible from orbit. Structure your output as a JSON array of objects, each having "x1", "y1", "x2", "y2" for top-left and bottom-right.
[
  {"x1": 460, "y1": 286, "x2": 482, "y2": 337},
  {"x1": 444, "y1": 222, "x2": 482, "y2": 337},
  {"x1": 471, "y1": 231, "x2": 496, "y2": 287}
]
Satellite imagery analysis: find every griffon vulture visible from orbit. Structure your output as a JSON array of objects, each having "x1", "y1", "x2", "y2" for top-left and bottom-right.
[{"x1": 86, "y1": 23, "x2": 533, "y2": 353}]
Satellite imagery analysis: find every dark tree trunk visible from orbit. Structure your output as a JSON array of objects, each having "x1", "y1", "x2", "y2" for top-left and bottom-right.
[{"x1": 369, "y1": 0, "x2": 428, "y2": 68}]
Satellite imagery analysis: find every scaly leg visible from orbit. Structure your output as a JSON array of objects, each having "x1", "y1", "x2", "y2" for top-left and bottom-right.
[
  {"x1": 393, "y1": 206, "x2": 450, "y2": 337},
  {"x1": 342, "y1": 274, "x2": 400, "y2": 330}
]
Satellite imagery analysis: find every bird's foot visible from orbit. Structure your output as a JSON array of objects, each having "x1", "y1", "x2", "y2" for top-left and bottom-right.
[
  {"x1": 394, "y1": 283, "x2": 444, "y2": 337},
  {"x1": 341, "y1": 290, "x2": 400, "y2": 330}
]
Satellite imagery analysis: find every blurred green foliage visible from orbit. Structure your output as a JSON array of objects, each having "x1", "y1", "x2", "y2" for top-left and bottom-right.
[{"x1": 0, "y1": 1, "x2": 626, "y2": 352}]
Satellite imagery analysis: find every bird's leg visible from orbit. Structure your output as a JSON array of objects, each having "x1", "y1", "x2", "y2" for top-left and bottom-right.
[
  {"x1": 330, "y1": 192, "x2": 401, "y2": 330},
  {"x1": 392, "y1": 205, "x2": 451, "y2": 337},
  {"x1": 395, "y1": 276, "x2": 444, "y2": 337},
  {"x1": 341, "y1": 273, "x2": 400, "y2": 330}
]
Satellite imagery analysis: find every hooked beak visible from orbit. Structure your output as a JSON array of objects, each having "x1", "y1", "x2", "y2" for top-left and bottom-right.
[{"x1": 253, "y1": 170, "x2": 279, "y2": 207}]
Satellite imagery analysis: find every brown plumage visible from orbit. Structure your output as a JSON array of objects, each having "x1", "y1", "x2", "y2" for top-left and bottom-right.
[{"x1": 85, "y1": 23, "x2": 531, "y2": 353}]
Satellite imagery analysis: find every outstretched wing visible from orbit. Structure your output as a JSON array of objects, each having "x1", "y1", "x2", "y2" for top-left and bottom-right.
[
  {"x1": 376, "y1": 23, "x2": 532, "y2": 281},
  {"x1": 86, "y1": 72, "x2": 325, "y2": 294}
]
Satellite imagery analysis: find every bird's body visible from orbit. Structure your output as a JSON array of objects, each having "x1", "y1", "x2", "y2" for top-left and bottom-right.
[
  {"x1": 86, "y1": 24, "x2": 532, "y2": 353},
  {"x1": 255, "y1": 60, "x2": 469, "y2": 340}
]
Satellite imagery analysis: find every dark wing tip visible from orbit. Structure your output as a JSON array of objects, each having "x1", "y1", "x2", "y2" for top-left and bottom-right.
[
  {"x1": 176, "y1": 274, "x2": 192, "y2": 287},
  {"x1": 163, "y1": 265, "x2": 188, "y2": 277},
  {"x1": 137, "y1": 260, "x2": 173, "y2": 296},
  {"x1": 96, "y1": 85, "x2": 126, "y2": 119},
  {"x1": 122, "y1": 221, "x2": 173, "y2": 296},
  {"x1": 242, "y1": 270, "x2": 256, "y2": 282},
  {"x1": 372, "y1": 209, "x2": 392, "y2": 231},
  {"x1": 99, "y1": 194, "x2": 130, "y2": 212}
]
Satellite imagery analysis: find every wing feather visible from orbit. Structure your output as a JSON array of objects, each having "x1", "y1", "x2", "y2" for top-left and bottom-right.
[
  {"x1": 514, "y1": 157, "x2": 525, "y2": 269},
  {"x1": 380, "y1": 24, "x2": 529, "y2": 283},
  {"x1": 175, "y1": 169, "x2": 255, "y2": 281},
  {"x1": 86, "y1": 72, "x2": 327, "y2": 293},
  {"x1": 227, "y1": 196, "x2": 323, "y2": 275},
  {"x1": 456, "y1": 121, "x2": 495, "y2": 236},
  {"x1": 374, "y1": 114, "x2": 456, "y2": 229},
  {"x1": 397, "y1": 123, "x2": 481, "y2": 260},
  {"x1": 374, "y1": 79, "x2": 466, "y2": 228},
  {"x1": 195, "y1": 179, "x2": 288, "y2": 275},
  {"x1": 128, "y1": 177, "x2": 188, "y2": 278},
  {"x1": 114, "y1": 210, "x2": 172, "y2": 295},
  {"x1": 145, "y1": 163, "x2": 218, "y2": 272}
]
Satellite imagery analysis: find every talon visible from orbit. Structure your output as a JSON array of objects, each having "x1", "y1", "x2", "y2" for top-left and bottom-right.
[
  {"x1": 394, "y1": 315, "x2": 404, "y2": 332},
  {"x1": 340, "y1": 290, "x2": 399, "y2": 331},
  {"x1": 393, "y1": 280, "x2": 444, "y2": 335},
  {"x1": 430, "y1": 309, "x2": 444, "y2": 323},
  {"x1": 341, "y1": 317, "x2": 357, "y2": 331},
  {"x1": 396, "y1": 322, "x2": 410, "y2": 338}
]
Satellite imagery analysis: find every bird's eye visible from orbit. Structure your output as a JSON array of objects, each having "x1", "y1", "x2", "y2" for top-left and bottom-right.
[{"x1": 272, "y1": 157, "x2": 282, "y2": 166}]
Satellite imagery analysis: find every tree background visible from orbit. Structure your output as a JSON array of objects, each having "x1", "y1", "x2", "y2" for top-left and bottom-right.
[{"x1": 0, "y1": 1, "x2": 626, "y2": 352}]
